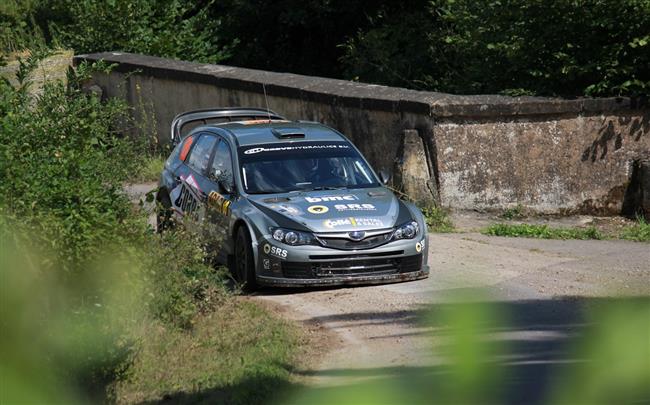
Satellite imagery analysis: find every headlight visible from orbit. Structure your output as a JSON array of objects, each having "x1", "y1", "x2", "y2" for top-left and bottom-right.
[
  {"x1": 392, "y1": 221, "x2": 419, "y2": 240},
  {"x1": 270, "y1": 227, "x2": 317, "y2": 246}
]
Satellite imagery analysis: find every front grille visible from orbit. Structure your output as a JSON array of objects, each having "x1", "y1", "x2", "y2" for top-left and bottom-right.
[
  {"x1": 281, "y1": 254, "x2": 422, "y2": 279},
  {"x1": 316, "y1": 232, "x2": 392, "y2": 250},
  {"x1": 309, "y1": 250, "x2": 403, "y2": 260}
]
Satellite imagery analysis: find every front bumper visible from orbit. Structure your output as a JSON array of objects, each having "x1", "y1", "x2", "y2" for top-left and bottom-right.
[
  {"x1": 254, "y1": 233, "x2": 429, "y2": 287},
  {"x1": 257, "y1": 266, "x2": 429, "y2": 287}
]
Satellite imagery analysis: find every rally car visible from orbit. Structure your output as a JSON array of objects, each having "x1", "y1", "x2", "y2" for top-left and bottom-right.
[{"x1": 156, "y1": 108, "x2": 429, "y2": 288}]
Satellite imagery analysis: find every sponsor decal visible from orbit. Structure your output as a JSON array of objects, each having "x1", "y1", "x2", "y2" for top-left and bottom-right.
[
  {"x1": 208, "y1": 191, "x2": 232, "y2": 215},
  {"x1": 244, "y1": 144, "x2": 350, "y2": 155},
  {"x1": 174, "y1": 183, "x2": 200, "y2": 217},
  {"x1": 270, "y1": 204, "x2": 301, "y2": 215},
  {"x1": 305, "y1": 195, "x2": 358, "y2": 203},
  {"x1": 334, "y1": 203, "x2": 376, "y2": 211},
  {"x1": 307, "y1": 205, "x2": 329, "y2": 214},
  {"x1": 323, "y1": 217, "x2": 384, "y2": 229},
  {"x1": 179, "y1": 174, "x2": 201, "y2": 193},
  {"x1": 415, "y1": 238, "x2": 425, "y2": 253},
  {"x1": 263, "y1": 259, "x2": 271, "y2": 270},
  {"x1": 263, "y1": 243, "x2": 288, "y2": 259}
]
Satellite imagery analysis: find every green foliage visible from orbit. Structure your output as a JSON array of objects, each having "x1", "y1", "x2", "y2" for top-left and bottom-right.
[
  {"x1": 619, "y1": 216, "x2": 650, "y2": 242},
  {"x1": 285, "y1": 297, "x2": 650, "y2": 404},
  {"x1": 0, "y1": 53, "x2": 141, "y2": 269},
  {"x1": 22, "y1": 0, "x2": 232, "y2": 63},
  {"x1": 114, "y1": 301, "x2": 299, "y2": 404},
  {"x1": 422, "y1": 206, "x2": 454, "y2": 233},
  {"x1": 342, "y1": 0, "x2": 650, "y2": 97},
  {"x1": 483, "y1": 223, "x2": 604, "y2": 240},
  {"x1": 1, "y1": 53, "x2": 299, "y2": 403},
  {"x1": 140, "y1": 226, "x2": 229, "y2": 329},
  {"x1": 204, "y1": 0, "x2": 392, "y2": 78},
  {"x1": 5, "y1": 0, "x2": 648, "y2": 97},
  {"x1": 0, "y1": 0, "x2": 46, "y2": 52},
  {"x1": 501, "y1": 204, "x2": 524, "y2": 220},
  {"x1": 131, "y1": 155, "x2": 165, "y2": 183}
]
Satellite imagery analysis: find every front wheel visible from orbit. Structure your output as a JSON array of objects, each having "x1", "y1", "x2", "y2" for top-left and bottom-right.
[{"x1": 233, "y1": 226, "x2": 257, "y2": 291}]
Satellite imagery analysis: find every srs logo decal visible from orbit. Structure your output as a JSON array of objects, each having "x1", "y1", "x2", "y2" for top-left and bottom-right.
[
  {"x1": 307, "y1": 205, "x2": 329, "y2": 214},
  {"x1": 263, "y1": 244, "x2": 288, "y2": 259},
  {"x1": 334, "y1": 203, "x2": 375, "y2": 211},
  {"x1": 416, "y1": 238, "x2": 425, "y2": 253}
]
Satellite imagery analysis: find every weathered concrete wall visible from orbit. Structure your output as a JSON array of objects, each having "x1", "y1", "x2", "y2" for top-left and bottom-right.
[
  {"x1": 436, "y1": 112, "x2": 650, "y2": 213},
  {"x1": 74, "y1": 52, "x2": 649, "y2": 214}
]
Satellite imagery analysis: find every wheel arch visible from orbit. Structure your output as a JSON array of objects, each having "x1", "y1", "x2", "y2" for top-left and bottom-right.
[{"x1": 231, "y1": 218, "x2": 259, "y2": 269}]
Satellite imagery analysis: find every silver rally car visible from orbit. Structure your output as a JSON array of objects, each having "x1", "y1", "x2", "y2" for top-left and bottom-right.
[{"x1": 157, "y1": 108, "x2": 429, "y2": 288}]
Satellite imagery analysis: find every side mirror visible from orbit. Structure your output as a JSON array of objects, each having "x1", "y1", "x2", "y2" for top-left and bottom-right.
[
  {"x1": 218, "y1": 178, "x2": 234, "y2": 195},
  {"x1": 212, "y1": 169, "x2": 234, "y2": 194},
  {"x1": 378, "y1": 169, "x2": 391, "y2": 185}
]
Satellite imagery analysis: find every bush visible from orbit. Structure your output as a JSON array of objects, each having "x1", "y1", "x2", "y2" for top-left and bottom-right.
[
  {"x1": 6, "y1": 1, "x2": 648, "y2": 97},
  {"x1": 0, "y1": 52, "x2": 142, "y2": 268},
  {"x1": 0, "y1": 51, "x2": 231, "y2": 401},
  {"x1": 422, "y1": 206, "x2": 454, "y2": 233},
  {"x1": 342, "y1": 0, "x2": 650, "y2": 97},
  {"x1": 36, "y1": 0, "x2": 232, "y2": 64},
  {"x1": 0, "y1": 0, "x2": 46, "y2": 52}
]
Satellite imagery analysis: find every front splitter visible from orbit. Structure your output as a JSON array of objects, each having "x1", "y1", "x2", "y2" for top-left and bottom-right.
[{"x1": 256, "y1": 267, "x2": 429, "y2": 287}]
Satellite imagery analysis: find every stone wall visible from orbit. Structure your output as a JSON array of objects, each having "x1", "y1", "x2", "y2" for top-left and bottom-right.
[{"x1": 74, "y1": 52, "x2": 649, "y2": 214}]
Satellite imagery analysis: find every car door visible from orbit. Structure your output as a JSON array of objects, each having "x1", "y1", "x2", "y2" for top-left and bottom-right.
[
  {"x1": 203, "y1": 138, "x2": 235, "y2": 255},
  {"x1": 170, "y1": 133, "x2": 218, "y2": 229}
]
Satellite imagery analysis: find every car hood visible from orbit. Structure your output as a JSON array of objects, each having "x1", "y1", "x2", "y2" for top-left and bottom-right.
[{"x1": 246, "y1": 187, "x2": 413, "y2": 232}]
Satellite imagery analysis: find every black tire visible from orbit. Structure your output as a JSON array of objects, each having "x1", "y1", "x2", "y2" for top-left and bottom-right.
[
  {"x1": 156, "y1": 192, "x2": 173, "y2": 233},
  {"x1": 233, "y1": 225, "x2": 257, "y2": 291}
]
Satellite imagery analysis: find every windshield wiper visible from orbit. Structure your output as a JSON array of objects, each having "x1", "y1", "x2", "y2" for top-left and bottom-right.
[
  {"x1": 308, "y1": 186, "x2": 348, "y2": 191},
  {"x1": 247, "y1": 189, "x2": 285, "y2": 195}
]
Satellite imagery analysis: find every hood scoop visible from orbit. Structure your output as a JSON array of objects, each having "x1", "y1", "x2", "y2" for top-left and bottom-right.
[{"x1": 263, "y1": 196, "x2": 291, "y2": 203}]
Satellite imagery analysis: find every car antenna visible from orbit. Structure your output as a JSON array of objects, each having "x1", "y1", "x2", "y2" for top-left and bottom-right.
[{"x1": 262, "y1": 83, "x2": 272, "y2": 123}]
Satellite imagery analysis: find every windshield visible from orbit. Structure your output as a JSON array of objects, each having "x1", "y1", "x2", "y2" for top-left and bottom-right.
[{"x1": 238, "y1": 141, "x2": 379, "y2": 194}]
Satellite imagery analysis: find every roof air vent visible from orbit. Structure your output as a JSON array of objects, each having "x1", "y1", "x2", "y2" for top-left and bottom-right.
[{"x1": 272, "y1": 127, "x2": 305, "y2": 139}]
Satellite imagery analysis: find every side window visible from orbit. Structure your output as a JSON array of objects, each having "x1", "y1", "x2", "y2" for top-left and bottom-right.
[
  {"x1": 186, "y1": 134, "x2": 217, "y2": 174},
  {"x1": 210, "y1": 140, "x2": 234, "y2": 186}
]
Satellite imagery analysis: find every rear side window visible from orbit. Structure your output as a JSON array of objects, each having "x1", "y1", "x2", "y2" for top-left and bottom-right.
[{"x1": 186, "y1": 135, "x2": 217, "y2": 174}]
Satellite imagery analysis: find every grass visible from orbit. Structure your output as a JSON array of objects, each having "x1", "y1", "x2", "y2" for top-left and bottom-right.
[
  {"x1": 619, "y1": 217, "x2": 650, "y2": 242},
  {"x1": 482, "y1": 223, "x2": 603, "y2": 240},
  {"x1": 132, "y1": 155, "x2": 165, "y2": 183},
  {"x1": 112, "y1": 300, "x2": 300, "y2": 405},
  {"x1": 500, "y1": 204, "x2": 524, "y2": 220},
  {"x1": 422, "y1": 206, "x2": 454, "y2": 233},
  {"x1": 483, "y1": 217, "x2": 650, "y2": 242}
]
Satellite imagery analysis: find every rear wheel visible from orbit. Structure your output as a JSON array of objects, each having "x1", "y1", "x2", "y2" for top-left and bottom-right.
[
  {"x1": 233, "y1": 226, "x2": 257, "y2": 291},
  {"x1": 156, "y1": 192, "x2": 173, "y2": 233}
]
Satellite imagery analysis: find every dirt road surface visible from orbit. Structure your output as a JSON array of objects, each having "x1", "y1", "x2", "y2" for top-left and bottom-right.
[
  {"x1": 125, "y1": 184, "x2": 649, "y2": 401},
  {"x1": 254, "y1": 232, "x2": 650, "y2": 399}
]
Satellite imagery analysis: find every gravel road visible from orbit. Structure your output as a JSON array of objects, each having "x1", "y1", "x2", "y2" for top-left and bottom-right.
[
  {"x1": 254, "y1": 232, "x2": 650, "y2": 396},
  {"x1": 124, "y1": 183, "x2": 649, "y2": 400}
]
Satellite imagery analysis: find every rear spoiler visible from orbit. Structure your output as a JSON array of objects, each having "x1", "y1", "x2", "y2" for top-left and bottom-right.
[{"x1": 170, "y1": 107, "x2": 286, "y2": 145}]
